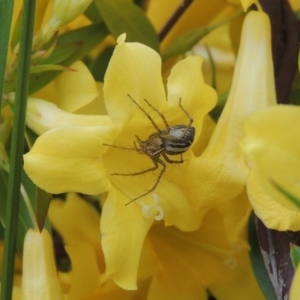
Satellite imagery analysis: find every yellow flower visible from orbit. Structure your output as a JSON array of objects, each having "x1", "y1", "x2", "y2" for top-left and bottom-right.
[
  {"x1": 49, "y1": 193, "x2": 146, "y2": 299},
  {"x1": 26, "y1": 61, "x2": 106, "y2": 136},
  {"x1": 24, "y1": 34, "x2": 217, "y2": 289},
  {"x1": 20, "y1": 194, "x2": 116, "y2": 300},
  {"x1": 207, "y1": 195, "x2": 264, "y2": 300},
  {"x1": 144, "y1": 209, "x2": 256, "y2": 300},
  {"x1": 242, "y1": 105, "x2": 300, "y2": 230},
  {"x1": 208, "y1": 245, "x2": 264, "y2": 300},
  {"x1": 49, "y1": 194, "x2": 262, "y2": 299},
  {"x1": 186, "y1": 10, "x2": 276, "y2": 211},
  {"x1": 23, "y1": 120, "x2": 116, "y2": 194},
  {"x1": 31, "y1": 60, "x2": 99, "y2": 113},
  {"x1": 21, "y1": 229, "x2": 64, "y2": 300},
  {"x1": 49, "y1": 193, "x2": 103, "y2": 300},
  {"x1": 99, "y1": 34, "x2": 217, "y2": 289}
]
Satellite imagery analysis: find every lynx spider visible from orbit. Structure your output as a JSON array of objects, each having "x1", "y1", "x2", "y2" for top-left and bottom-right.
[{"x1": 105, "y1": 94, "x2": 195, "y2": 205}]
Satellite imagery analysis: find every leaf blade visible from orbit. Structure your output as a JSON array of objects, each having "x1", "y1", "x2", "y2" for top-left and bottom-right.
[{"x1": 94, "y1": 0, "x2": 159, "y2": 51}]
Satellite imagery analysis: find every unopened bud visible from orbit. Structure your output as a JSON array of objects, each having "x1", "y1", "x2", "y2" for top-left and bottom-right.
[{"x1": 51, "y1": 0, "x2": 92, "y2": 27}]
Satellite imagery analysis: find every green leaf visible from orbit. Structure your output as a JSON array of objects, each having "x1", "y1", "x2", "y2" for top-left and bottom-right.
[
  {"x1": 0, "y1": 222, "x2": 4, "y2": 240},
  {"x1": 162, "y1": 27, "x2": 211, "y2": 61},
  {"x1": 30, "y1": 64, "x2": 75, "y2": 74},
  {"x1": 94, "y1": 0, "x2": 159, "y2": 52},
  {"x1": 29, "y1": 22, "x2": 109, "y2": 94},
  {"x1": 290, "y1": 243, "x2": 300, "y2": 270},
  {"x1": 0, "y1": 168, "x2": 31, "y2": 255},
  {"x1": 295, "y1": 9, "x2": 300, "y2": 20},
  {"x1": 0, "y1": 0, "x2": 14, "y2": 113},
  {"x1": 270, "y1": 179, "x2": 300, "y2": 209},
  {"x1": 289, "y1": 88, "x2": 300, "y2": 105},
  {"x1": 61, "y1": 23, "x2": 109, "y2": 66},
  {"x1": 205, "y1": 45, "x2": 217, "y2": 90},
  {"x1": 25, "y1": 126, "x2": 39, "y2": 149},
  {"x1": 10, "y1": 9, "x2": 22, "y2": 51},
  {"x1": 0, "y1": 146, "x2": 30, "y2": 255},
  {"x1": 0, "y1": 169, "x2": 35, "y2": 255},
  {"x1": 21, "y1": 170, "x2": 36, "y2": 207},
  {"x1": 90, "y1": 46, "x2": 114, "y2": 81},
  {"x1": 162, "y1": 9, "x2": 243, "y2": 61},
  {"x1": 1, "y1": 0, "x2": 36, "y2": 298},
  {"x1": 22, "y1": 170, "x2": 51, "y2": 231},
  {"x1": 21, "y1": 156, "x2": 52, "y2": 233},
  {"x1": 85, "y1": 2, "x2": 103, "y2": 23},
  {"x1": 42, "y1": 41, "x2": 80, "y2": 65},
  {"x1": 209, "y1": 90, "x2": 228, "y2": 121},
  {"x1": 248, "y1": 213, "x2": 277, "y2": 300},
  {"x1": 298, "y1": 51, "x2": 300, "y2": 74},
  {"x1": 36, "y1": 188, "x2": 52, "y2": 231}
]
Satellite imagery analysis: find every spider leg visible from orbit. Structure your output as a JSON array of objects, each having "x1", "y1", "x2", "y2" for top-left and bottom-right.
[
  {"x1": 125, "y1": 156, "x2": 166, "y2": 206},
  {"x1": 111, "y1": 158, "x2": 159, "y2": 176},
  {"x1": 179, "y1": 97, "x2": 193, "y2": 127},
  {"x1": 143, "y1": 98, "x2": 170, "y2": 131},
  {"x1": 127, "y1": 94, "x2": 162, "y2": 133},
  {"x1": 161, "y1": 152, "x2": 183, "y2": 164},
  {"x1": 103, "y1": 143, "x2": 139, "y2": 151}
]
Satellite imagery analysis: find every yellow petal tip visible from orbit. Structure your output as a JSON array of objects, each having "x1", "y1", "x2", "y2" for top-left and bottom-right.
[{"x1": 117, "y1": 33, "x2": 126, "y2": 44}]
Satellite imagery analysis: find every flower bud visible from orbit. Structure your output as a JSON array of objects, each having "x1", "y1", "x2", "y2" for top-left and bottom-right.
[
  {"x1": 21, "y1": 229, "x2": 64, "y2": 300},
  {"x1": 51, "y1": 0, "x2": 92, "y2": 28}
]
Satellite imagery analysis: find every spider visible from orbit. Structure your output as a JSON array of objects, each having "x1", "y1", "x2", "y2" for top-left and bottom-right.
[{"x1": 104, "y1": 94, "x2": 195, "y2": 205}]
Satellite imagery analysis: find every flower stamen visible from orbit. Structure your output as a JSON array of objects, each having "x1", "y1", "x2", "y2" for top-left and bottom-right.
[{"x1": 140, "y1": 193, "x2": 164, "y2": 220}]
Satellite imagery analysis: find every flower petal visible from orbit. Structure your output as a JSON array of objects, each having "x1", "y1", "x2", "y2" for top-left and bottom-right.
[
  {"x1": 192, "y1": 115, "x2": 216, "y2": 157},
  {"x1": 247, "y1": 173, "x2": 300, "y2": 231},
  {"x1": 209, "y1": 248, "x2": 265, "y2": 300},
  {"x1": 217, "y1": 189, "x2": 252, "y2": 247},
  {"x1": 65, "y1": 243, "x2": 100, "y2": 300},
  {"x1": 147, "y1": 209, "x2": 233, "y2": 299},
  {"x1": 155, "y1": 168, "x2": 209, "y2": 231},
  {"x1": 242, "y1": 105, "x2": 300, "y2": 212},
  {"x1": 56, "y1": 61, "x2": 98, "y2": 112},
  {"x1": 166, "y1": 56, "x2": 217, "y2": 142},
  {"x1": 101, "y1": 188, "x2": 154, "y2": 290},
  {"x1": 104, "y1": 35, "x2": 166, "y2": 130},
  {"x1": 49, "y1": 194, "x2": 102, "y2": 255},
  {"x1": 187, "y1": 11, "x2": 276, "y2": 210},
  {"x1": 149, "y1": 273, "x2": 207, "y2": 300},
  {"x1": 21, "y1": 229, "x2": 64, "y2": 300},
  {"x1": 83, "y1": 279, "x2": 137, "y2": 300},
  {"x1": 27, "y1": 98, "x2": 112, "y2": 135},
  {"x1": 24, "y1": 125, "x2": 118, "y2": 194},
  {"x1": 76, "y1": 82, "x2": 108, "y2": 115}
]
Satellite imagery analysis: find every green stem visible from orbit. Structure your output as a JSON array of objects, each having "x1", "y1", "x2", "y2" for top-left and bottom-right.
[
  {"x1": 0, "y1": 0, "x2": 14, "y2": 113},
  {"x1": 204, "y1": 44, "x2": 217, "y2": 91},
  {"x1": 1, "y1": 1, "x2": 36, "y2": 299}
]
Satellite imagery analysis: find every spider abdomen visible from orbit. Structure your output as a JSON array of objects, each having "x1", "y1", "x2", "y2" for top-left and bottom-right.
[{"x1": 162, "y1": 126, "x2": 195, "y2": 155}]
